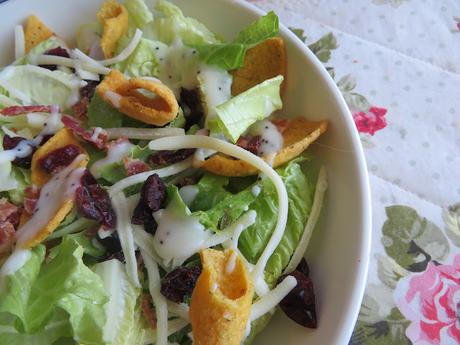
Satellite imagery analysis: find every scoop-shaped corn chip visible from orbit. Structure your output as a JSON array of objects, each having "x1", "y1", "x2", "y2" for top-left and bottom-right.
[
  {"x1": 190, "y1": 249, "x2": 254, "y2": 345},
  {"x1": 18, "y1": 198, "x2": 74, "y2": 249},
  {"x1": 97, "y1": 70, "x2": 179, "y2": 126},
  {"x1": 232, "y1": 37, "x2": 286, "y2": 96},
  {"x1": 97, "y1": 0, "x2": 129, "y2": 58},
  {"x1": 31, "y1": 128, "x2": 88, "y2": 186},
  {"x1": 24, "y1": 15, "x2": 54, "y2": 53},
  {"x1": 201, "y1": 118, "x2": 328, "y2": 176}
]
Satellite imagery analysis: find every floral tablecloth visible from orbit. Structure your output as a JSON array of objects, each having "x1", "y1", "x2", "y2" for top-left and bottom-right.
[{"x1": 248, "y1": 0, "x2": 460, "y2": 344}]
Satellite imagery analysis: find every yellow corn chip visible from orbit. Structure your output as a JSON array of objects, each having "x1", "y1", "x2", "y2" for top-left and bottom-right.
[
  {"x1": 232, "y1": 37, "x2": 287, "y2": 96},
  {"x1": 18, "y1": 199, "x2": 74, "y2": 249},
  {"x1": 190, "y1": 249, "x2": 254, "y2": 345},
  {"x1": 97, "y1": 70, "x2": 179, "y2": 126},
  {"x1": 24, "y1": 15, "x2": 54, "y2": 53},
  {"x1": 31, "y1": 128, "x2": 88, "y2": 187},
  {"x1": 97, "y1": 0, "x2": 129, "y2": 58},
  {"x1": 201, "y1": 118, "x2": 328, "y2": 176}
]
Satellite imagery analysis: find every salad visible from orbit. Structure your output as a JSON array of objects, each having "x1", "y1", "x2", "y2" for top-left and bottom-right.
[{"x1": 0, "y1": 1, "x2": 329, "y2": 344}]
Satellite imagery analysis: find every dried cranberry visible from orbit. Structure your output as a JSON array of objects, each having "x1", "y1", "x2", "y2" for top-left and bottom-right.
[
  {"x1": 96, "y1": 231, "x2": 122, "y2": 255},
  {"x1": 38, "y1": 144, "x2": 81, "y2": 174},
  {"x1": 149, "y1": 149, "x2": 195, "y2": 166},
  {"x1": 160, "y1": 266, "x2": 202, "y2": 303},
  {"x1": 180, "y1": 88, "x2": 204, "y2": 130},
  {"x1": 40, "y1": 47, "x2": 70, "y2": 71},
  {"x1": 296, "y1": 257, "x2": 310, "y2": 277},
  {"x1": 80, "y1": 80, "x2": 99, "y2": 100},
  {"x1": 131, "y1": 201, "x2": 157, "y2": 235},
  {"x1": 2, "y1": 135, "x2": 34, "y2": 168},
  {"x1": 75, "y1": 170, "x2": 116, "y2": 228},
  {"x1": 236, "y1": 135, "x2": 262, "y2": 155},
  {"x1": 278, "y1": 270, "x2": 317, "y2": 328},
  {"x1": 142, "y1": 174, "x2": 166, "y2": 211}
]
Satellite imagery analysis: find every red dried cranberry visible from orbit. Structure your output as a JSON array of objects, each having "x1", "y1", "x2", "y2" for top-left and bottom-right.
[
  {"x1": 38, "y1": 144, "x2": 81, "y2": 174},
  {"x1": 141, "y1": 174, "x2": 166, "y2": 211},
  {"x1": 40, "y1": 47, "x2": 70, "y2": 71},
  {"x1": 296, "y1": 258, "x2": 310, "y2": 277},
  {"x1": 236, "y1": 135, "x2": 262, "y2": 155},
  {"x1": 160, "y1": 265, "x2": 202, "y2": 303},
  {"x1": 131, "y1": 201, "x2": 158, "y2": 234},
  {"x1": 149, "y1": 149, "x2": 195, "y2": 166},
  {"x1": 80, "y1": 80, "x2": 99, "y2": 100},
  {"x1": 278, "y1": 270, "x2": 317, "y2": 328},
  {"x1": 2, "y1": 135, "x2": 35, "y2": 168},
  {"x1": 96, "y1": 231, "x2": 122, "y2": 256},
  {"x1": 180, "y1": 88, "x2": 204, "y2": 130},
  {"x1": 75, "y1": 170, "x2": 116, "y2": 228}
]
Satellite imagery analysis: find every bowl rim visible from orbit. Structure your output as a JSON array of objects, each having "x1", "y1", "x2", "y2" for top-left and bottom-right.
[
  {"x1": 227, "y1": 0, "x2": 372, "y2": 343},
  {"x1": 0, "y1": 0, "x2": 372, "y2": 343}
]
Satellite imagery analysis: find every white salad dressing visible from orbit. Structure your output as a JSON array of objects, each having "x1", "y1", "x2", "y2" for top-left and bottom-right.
[
  {"x1": 249, "y1": 120, "x2": 284, "y2": 157},
  {"x1": 104, "y1": 91, "x2": 122, "y2": 109},
  {"x1": 90, "y1": 140, "x2": 134, "y2": 178},
  {"x1": 0, "y1": 248, "x2": 31, "y2": 278},
  {"x1": 155, "y1": 39, "x2": 201, "y2": 97},
  {"x1": 178, "y1": 185, "x2": 199, "y2": 207},
  {"x1": 15, "y1": 156, "x2": 86, "y2": 247},
  {"x1": 198, "y1": 63, "x2": 232, "y2": 122},
  {"x1": 152, "y1": 208, "x2": 210, "y2": 267}
]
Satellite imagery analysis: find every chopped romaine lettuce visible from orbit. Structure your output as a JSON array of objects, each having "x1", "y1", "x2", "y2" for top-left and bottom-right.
[
  {"x1": 87, "y1": 92, "x2": 125, "y2": 128},
  {"x1": 125, "y1": 0, "x2": 154, "y2": 29},
  {"x1": 76, "y1": 22, "x2": 102, "y2": 54},
  {"x1": 239, "y1": 159, "x2": 317, "y2": 286},
  {"x1": 192, "y1": 11, "x2": 279, "y2": 70},
  {"x1": 6, "y1": 166, "x2": 31, "y2": 204},
  {"x1": 208, "y1": 75, "x2": 283, "y2": 142},
  {"x1": 0, "y1": 65, "x2": 79, "y2": 108},
  {"x1": 152, "y1": 0, "x2": 220, "y2": 45},
  {"x1": 0, "y1": 238, "x2": 108, "y2": 345},
  {"x1": 93, "y1": 259, "x2": 145, "y2": 345},
  {"x1": 189, "y1": 174, "x2": 231, "y2": 212},
  {"x1": 114, "y1": 38, "x2": 160, "y2": 78}
]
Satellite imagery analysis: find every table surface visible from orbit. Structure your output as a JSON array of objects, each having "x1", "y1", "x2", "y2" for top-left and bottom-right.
[{"x1": 248, "y1": 0, "x2": 460, "y2": 344}]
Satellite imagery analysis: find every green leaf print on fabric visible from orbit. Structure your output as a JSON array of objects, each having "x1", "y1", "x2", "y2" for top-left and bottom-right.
[
  {"x1": 308, "y1": 32, "x2": 338, "y2": 63},
  {"x1": 381, "y1": 206, "x2": 450, "y2": 272},
  {"x1": 443, "y1": 203, "x2": 460, "y2": 246},
  {"x1": 350, "y1": 307, "x2": 411, "y2": 345},
  {"x1": 376, "y1": 254, "x2": 409, "y2": 289},
  {"x1": 289, "y1": 27, "x2": 307, "y2": 43}
]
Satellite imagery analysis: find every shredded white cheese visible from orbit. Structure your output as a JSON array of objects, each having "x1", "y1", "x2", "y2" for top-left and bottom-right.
[
  {"x1": 148, "y1": 135, "x2": 289, "y2": 296},
  {"x1": 283, "y1": 166, "x2": 328, "y2": 274},
  {"x1": 105, "y1": 127, "x2": 185, "y2": 140},
  {"x1": 108, "y1": 157, "x2": 193, "y2": 196},
  {"x1": 141, "y1": 249, "x2": 168, "y2": 345},
  {"x1": 167, "y1": 301, "x2": 190, "y2": 321},
  {"x1": 71, "y1": 49, "x2": 111, "y2": 74},
  {"x1": 14, "y1": 25, "x2": 25, "y2": 60},
  {"x1": 249, "y1": 275, "x2": 297, "y2": 322},
  {"x1": 111, "y1": 193, "x2": 140, "y2": 287},
  {"x1": 99, "y1": 29, "x2": 143, "y2": 66}
]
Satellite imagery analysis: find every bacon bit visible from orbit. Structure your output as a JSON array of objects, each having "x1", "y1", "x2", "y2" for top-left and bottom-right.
[
  {"x1": 71, "y1": 97, "x2": 90, "y2": 120},
  {"x1": 271, "y1": 119, "x2": 289, "y2": 134},
  {"x1": 236, "y1": 135, "x2": 261, "y2": 155},
  {"x1": 0, "y1": 198, "x2": 21, "y2": 255},
  {"x1": 123, "y1": 157, "x2": 149, "y2": 176},
  {"x1": 141, "y1": 294, "x2": 157, "y2": 330},
  {"x1": 61, "y1": 115, "x2": 108, "y2": 149},
  {"x1": 24, "y1": 185, "x2": 40, "y2": 215},
  {"x1": 0, "y1": 105, "x2": 53, "y2": 116}
]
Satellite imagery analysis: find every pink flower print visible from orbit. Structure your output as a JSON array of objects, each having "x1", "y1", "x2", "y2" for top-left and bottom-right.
[
  {"x1": 394, "y1": 255, "x2": 460, "y2": 345},
  {"x1": 352, "y1": 106, "x2": 387, "y2": 135}
]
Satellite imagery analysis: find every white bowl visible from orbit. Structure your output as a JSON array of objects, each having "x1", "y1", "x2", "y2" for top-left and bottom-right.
[{"x1": 0, "y1": 1, "x2": 372, "y2": 344}]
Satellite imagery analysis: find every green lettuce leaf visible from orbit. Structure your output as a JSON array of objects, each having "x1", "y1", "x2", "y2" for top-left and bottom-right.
[
  {"x1": 239, "y1": 159, "x2": 316, "y2": 286},
  {"x1": 243, "y1": 312, "x2": 274, "y2": 345},
  {"x1": 0, "y1": 237, "x2": 108, "y2": 345},
  {"x1": 125, "y1": 0, "x2": 154, "y2": 29},
  {"x1": 114, "y1": 38, "x2": 160, "y2": 78},
  {"x1": 0, "y1": 65, "x2": 78, "y2": 109},
  {"x1": 93, "y1": 259, "x2": 145, "y2": 345},
  {"x1": 76, "y1": 22, "x2": 102, "y2": 53},
  {"x1": 209, "y1": 75, "x2": 283, "y2": 142},
  {"x1": 87, "y1": 92, "x2": 125, "y2": 128},
  {"x1": 6, "y1": 166, "x2": 31, "y2": 204},
  {"x1": 189, "y1": 174, "x2": 231, "y2": 212},
  {"x1": 193, "y1": 11, "x2": 279, "y2": 70},
  {"x1": 152, "y1": 0, "x2": 220, "y2": 45}
]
